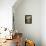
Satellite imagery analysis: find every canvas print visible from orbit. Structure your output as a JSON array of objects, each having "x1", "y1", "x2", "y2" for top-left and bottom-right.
[{"x1": 25, "y1": 15, "x2": 32, "y2": 24}]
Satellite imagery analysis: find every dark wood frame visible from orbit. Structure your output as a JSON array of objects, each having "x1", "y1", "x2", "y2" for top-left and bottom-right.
[{"x1": 25, "y1": 15, "x2": 32, "y2": 24}]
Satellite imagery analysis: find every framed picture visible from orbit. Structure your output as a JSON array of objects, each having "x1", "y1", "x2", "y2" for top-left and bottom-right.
[{"x1": 25, "y1": 15, "x2": 32, "y2": 24}]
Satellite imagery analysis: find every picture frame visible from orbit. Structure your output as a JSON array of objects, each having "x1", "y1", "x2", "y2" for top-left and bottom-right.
[{"x1": 25, "y1": 15, "x2": 32, "y2": 24}]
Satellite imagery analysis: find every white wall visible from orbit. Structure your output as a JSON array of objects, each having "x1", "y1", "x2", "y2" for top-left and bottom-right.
[
  {"x1": 0, "y1": 0, "x2": 16, "y2": 30},
  {"x1": 0, "y1": 0, "x2": 46, "y2": 46},
  {"x1": 13, "y1": 0, "x2": 41, "y2": 46},
  {"x1": 41, "y1": 0, "x2": 46, "y2": 46}
]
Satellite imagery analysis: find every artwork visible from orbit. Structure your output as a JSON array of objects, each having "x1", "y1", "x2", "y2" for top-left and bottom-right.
[{"x1": 25, "y1": 15, "x2": 32, "y2": 24}]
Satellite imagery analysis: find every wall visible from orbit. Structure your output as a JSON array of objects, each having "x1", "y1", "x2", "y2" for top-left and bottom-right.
[
  {"x1": 41, "y1": 0, "x2": 46, "y2": 46},
  {"x1": 0, "y1": 0, "x2": 46, "y2": 46},
  {"x1": 0, "y1": 0, "x2": 16, "y2": 30},
  {"x1": 13, "y1": 0, "x2": 41, "y2": 46}
]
